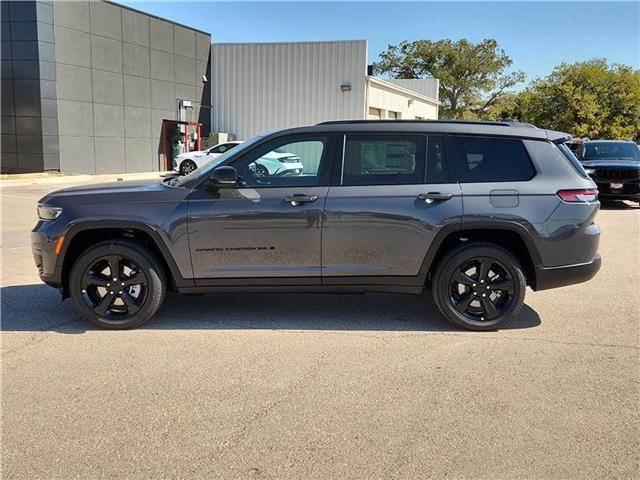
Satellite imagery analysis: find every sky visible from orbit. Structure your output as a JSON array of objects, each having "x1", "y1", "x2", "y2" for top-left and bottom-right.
[{"x1": 119, "y1": 1, "x2": 639, "y2": 85}]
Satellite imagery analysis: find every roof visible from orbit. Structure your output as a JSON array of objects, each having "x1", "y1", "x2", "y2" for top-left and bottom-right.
[
  {"x1": 269, "y1": 120, "x2": 571, "y2": 143},
  {"x1": 583, "y1": 139, "x2": 636, "y2": 144}
]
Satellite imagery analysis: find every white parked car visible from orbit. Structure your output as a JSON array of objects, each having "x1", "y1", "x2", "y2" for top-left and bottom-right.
[
  {"x1": 173, "y1": 141, "x2": 242, "y2": 175},
  {"x1": 249, "y1": 151, "x2": 304, "y2": 177},
  {"x1": 174, "y1": 141, "x2": 305, "y2": 177}
]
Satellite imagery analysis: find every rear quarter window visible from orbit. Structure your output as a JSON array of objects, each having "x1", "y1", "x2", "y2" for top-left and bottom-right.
[
  {"x1": 448, "y1": 136, "x2": 535, "y2": 183},
  {"x1": 558, "y1": 143, "x2": 589, "y2": 178}
]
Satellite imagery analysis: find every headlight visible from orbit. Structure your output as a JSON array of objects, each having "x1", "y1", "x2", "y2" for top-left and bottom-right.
[
  {"x1": 37, "y1": 204, "x2": 62, "y2": 220},
  {"x1": 585, "y1": 168, "x2": 596, "y2": 175}
]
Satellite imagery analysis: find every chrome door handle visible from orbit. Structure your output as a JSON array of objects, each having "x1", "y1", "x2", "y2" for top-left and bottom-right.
[
  {"x1": 418, "y1": 192, "x2": 453, "y2": 204},
  {"x1": 284, "y1": 194, "x2": 318, "y2": 206}
]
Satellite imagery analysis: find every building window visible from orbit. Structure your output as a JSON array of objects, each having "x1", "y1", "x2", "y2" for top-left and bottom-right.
[
  {"x1": 368, "y1": 107, "x2": 382, "y2": 120},
  {"x1": 388, "y1": 111, "x2": 401, "y2": 120}
]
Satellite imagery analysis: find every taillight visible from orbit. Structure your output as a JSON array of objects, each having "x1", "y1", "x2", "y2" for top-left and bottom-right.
[{"x1": 557, "y1": 189, "x2": 598, "y2": 202}]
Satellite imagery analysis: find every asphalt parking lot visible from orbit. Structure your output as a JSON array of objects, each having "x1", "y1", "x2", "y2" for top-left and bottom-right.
[{"x1": 1, "y1": 178, "x2": 639, "y2": 479}]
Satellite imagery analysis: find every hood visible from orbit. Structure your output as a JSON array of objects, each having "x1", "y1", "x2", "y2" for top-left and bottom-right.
[
  {"x1": 581, "y1": 158, "x2": 640, "y2": 168},
  {"x1": 39, "y1": 177, "x2": 185, "y2": 206},
  {"x1": 176, "y1": 150, "x2": 206, "y2": 158}
]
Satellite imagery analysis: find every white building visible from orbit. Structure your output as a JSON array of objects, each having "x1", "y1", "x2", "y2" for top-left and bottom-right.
[{"x1": 211, "y1": 40, "x2": 439, "y2": 140}]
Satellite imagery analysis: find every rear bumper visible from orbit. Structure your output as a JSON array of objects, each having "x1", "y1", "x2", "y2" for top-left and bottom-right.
[{"x1": 534, "y1": 255, "x2": 601, "y2": 291}]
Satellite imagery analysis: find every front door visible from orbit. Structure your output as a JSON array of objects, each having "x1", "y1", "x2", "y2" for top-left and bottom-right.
[
  {"x1": 188, "y1": 135, "x2": 334, "y2": 280},
  {"x1": 322, "y1": 134, "x2": 462, "y2": 279}
]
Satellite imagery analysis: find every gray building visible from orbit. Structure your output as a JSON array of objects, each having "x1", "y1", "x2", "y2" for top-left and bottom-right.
[{"x1": 1, "y1": 0, "x2": 211, "y2": 174}]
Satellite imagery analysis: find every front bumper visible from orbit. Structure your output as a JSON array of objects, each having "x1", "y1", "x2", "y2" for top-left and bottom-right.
[
  {"x1": 595, "y1": 181, "x2": 640, "y2": 201},
  {"x1": 32, "y1": 226, "x2": 63, "y2": 288},
  {"x1": 534, "y1": 255, "x2": 601, "y2": 291}
]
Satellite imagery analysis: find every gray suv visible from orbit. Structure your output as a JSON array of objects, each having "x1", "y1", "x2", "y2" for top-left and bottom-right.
[{"x1": 32, "y1": 120, "x2": 601, "y2": 330}]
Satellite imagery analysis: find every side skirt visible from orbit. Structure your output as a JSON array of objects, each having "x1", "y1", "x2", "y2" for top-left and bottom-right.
[{"x1": 180, "y1": 276, "x2": 425, "y2": 295}]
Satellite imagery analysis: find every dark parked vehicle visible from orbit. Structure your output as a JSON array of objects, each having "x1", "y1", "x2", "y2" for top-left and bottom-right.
[
  {"x1": 576, "y1": 140, "x2": 640, "y2": 202},
  {"x1": 32, "y1": 120, "x2": 601, "y2": 331}
]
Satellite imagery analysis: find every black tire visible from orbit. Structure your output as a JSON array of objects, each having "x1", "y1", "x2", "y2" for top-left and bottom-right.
[
  {"x1": 432, "y1": 242, "x2": 526, "y2": 331},
  {"x1": 69, "y1": 240, "x2": 166, "y2": 329},
  {"x1": 179, "y1": 159, "x2": 197, "y2": 176}
]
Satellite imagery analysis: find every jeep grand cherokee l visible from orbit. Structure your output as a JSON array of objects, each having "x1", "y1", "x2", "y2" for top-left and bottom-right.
[
  {"x1": 32, "y1": 120, "x2": 601, "y2": 331},
  {"x1": 576, "y1": 140, "x2": 640, "y2": 202}
]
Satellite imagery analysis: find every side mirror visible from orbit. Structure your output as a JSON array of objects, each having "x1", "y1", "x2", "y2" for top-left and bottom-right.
[{"x1": 207, "y1": 166, "x2": 238, "y2": 188}]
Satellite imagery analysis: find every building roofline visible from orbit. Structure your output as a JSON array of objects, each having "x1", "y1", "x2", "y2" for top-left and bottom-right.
[
  {"x1": 104, "y1": 0, "x2": 211, "y2": 36},
  {"x1": 212, "y1": 39, "x2": 367, "y2": 46},
  {"x1": 367, "y1": 76, "x2": 441, "y2": 106}
]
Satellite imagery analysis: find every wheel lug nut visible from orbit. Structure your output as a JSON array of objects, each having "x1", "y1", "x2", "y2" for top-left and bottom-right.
[
  {"x1": 482, "y1": 293, "x2": 486, "y2": 297},
  {"x1": 121, "y1": 282, "x2": 125, "y2": 286},
  {"x1": 472, "y1": 283, "x2": 476, "y2": 287},
  {"x1": 107, "y1": 283, "x2": 110, "y2": 287},
  {"x1": 113, "y1": 278, "x2": 117, "y2": 282},
  {"x1": 481, "y1": 280, "x2": 484, "y2": 283},
  {"x1": 109, "y1": 291, "x2": 114, "y2": 295},
  {"x1": 473, "y1": 292, "x2": 477, "y2": 296},
  {"x1": 118, "y1": 290, "x2": 122, "y2": 294}
]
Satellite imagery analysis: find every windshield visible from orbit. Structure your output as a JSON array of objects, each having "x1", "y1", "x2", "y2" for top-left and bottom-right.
[
  {"x1": 581, "y1": 142, "x2": 640, "y2": 160},
  {"x1": 175, "y1": 135, "x2": 263, "y2": 187}
]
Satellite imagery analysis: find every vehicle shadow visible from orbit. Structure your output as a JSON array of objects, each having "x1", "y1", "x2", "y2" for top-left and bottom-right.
[{"x1": 0, "y1": 284, "x2": 541, "y2": 334}]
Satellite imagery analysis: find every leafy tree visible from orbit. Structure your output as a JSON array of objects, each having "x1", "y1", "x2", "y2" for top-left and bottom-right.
[
  {"x1": 374, "y1": 39, "x2": 525, "y2": 119},
  {"x1": 500, "y1": 59, "x2": 640, "y2": 141}
]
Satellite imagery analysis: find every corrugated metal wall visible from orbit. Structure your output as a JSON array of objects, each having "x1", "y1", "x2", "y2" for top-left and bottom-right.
[
  {"x1": 387, "y1": 79, "x2": 440, "y2": 100},
  {"x1": 212, "y1": 40, "x2": 367, "y2": 139}
]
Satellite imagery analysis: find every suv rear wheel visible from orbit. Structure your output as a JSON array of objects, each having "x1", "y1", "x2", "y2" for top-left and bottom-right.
[
  {"x1": 432, "y1": 242, "x2": 526, "y2": 331},
  {"x1": 69, "y1": 240, "x2": 166, "y2": 329}
]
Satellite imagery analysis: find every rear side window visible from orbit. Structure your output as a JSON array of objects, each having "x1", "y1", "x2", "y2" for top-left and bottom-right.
[
  {"x1": 342, "y1": 135, "x2": 425, "y2": 186},
  {"x1": 448, "y1": 136, "x2": 535, "y2": 183},
  {"x1": 558, "y1": 143, "x2": 589, "y2": 178}
]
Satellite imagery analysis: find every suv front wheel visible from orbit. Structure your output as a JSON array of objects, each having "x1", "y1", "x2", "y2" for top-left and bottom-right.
[
  {"x1": 432, "y1": 243, "x2": 526, "y2": 331},
  {"x1": 69, "y1": 240, "x2": 166, "y2": 329}
]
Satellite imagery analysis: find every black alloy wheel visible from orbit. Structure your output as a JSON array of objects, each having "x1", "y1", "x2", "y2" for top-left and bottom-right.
[
  {"x1": 432, "y1": 243, "x2": 526, "y2": 331},
  {"x1": 70, "y1": 240, "x2": 166, "y2": 329},
  {"x1": 449, "y1": 257, "x2": 514, "y2": 322},
  {"x1": 80, "y1": 255, "x2": 148, "y2": 320}
]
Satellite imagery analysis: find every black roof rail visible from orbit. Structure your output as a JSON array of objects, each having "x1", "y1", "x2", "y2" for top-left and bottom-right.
[{"x1": 316, "y1": 119, "x2": 515, "y2": 127}]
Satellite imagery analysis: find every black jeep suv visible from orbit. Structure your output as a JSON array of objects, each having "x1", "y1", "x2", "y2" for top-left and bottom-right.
[
  {"x1": 576, "y1": 140, "x2": 640, "y2": 202},
  {"x1": 32, "y1": 120, "x2": 602, "y2": 331}
]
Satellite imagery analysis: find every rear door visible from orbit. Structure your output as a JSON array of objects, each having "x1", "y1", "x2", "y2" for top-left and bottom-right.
[{"x1": 321, "y1": 134, "x2": 462, "y2": 281}]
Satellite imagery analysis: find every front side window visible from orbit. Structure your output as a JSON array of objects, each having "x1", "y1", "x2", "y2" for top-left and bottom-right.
[
  {"x1": 232, "y1": 137, "x2": 328, "y2": 188},
  {"x1": 342, "y1": 135, "x2": 425, "y2": 186},
  {"x1": 448, "y1": 136, "x2": 535, "y2": 183}
]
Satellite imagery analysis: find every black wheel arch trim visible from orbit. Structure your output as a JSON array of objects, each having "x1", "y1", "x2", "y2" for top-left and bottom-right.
[
  {"x1": 57, "y1": 220, "x2": 193, "y2": 291},
  {"x1": 418, "y1": 220, "x2": 543, "y2": 280}
]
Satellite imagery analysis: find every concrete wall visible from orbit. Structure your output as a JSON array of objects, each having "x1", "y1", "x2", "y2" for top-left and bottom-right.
[
  {"x1": 52, "y1": 1, "x2": 211, "y2": 173},
  {"x1": 367, "y1": 78, "x2": 439, "y2": 120},
  {"x1": 211, "y1": 40, "x2": 368, "y2": 140},
  {"x1": 1, "y1": 1, "x2": 60, "y2": 173}
]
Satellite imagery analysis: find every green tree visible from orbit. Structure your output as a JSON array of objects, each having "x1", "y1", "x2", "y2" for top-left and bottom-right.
[
  {"x1": 502, "y1": 59, "x2": 640, "y2": 141},
  {"x1": 373, "y1": 39, "x2": 525, "y2": 119}
]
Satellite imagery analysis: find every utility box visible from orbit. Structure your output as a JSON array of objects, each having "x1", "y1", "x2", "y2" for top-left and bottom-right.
[{"x1": 203, "y1": 132, "x2": 235, "y2": 149}]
